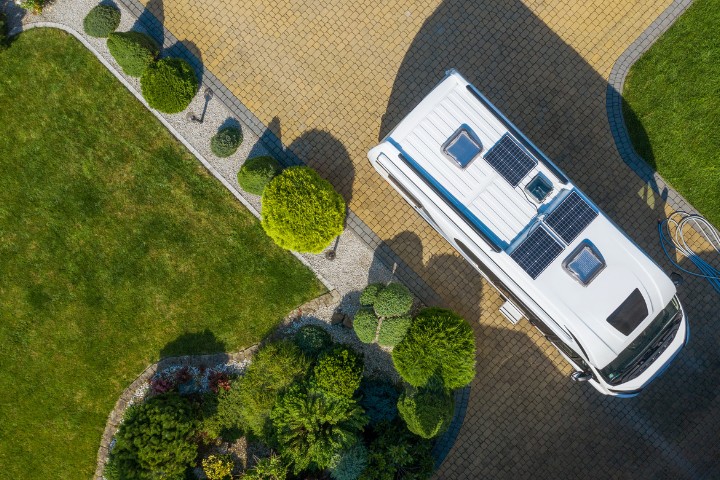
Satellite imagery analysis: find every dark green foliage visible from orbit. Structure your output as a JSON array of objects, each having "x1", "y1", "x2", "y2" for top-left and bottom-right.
[
  {"x1": 210, "y1": 125, "x2": 243, "y2": 158},
  {"x1": 359, "y1": 283, "x2": 384, "y2": 307},
  {"x1": 358, "y1": 379, "x2": 400, "y2": 425},
  {"x1": 106, "y1": 393, "x2": 197, "y2": 479},
  {"x1": 242, "y1": 454, "x2": 289, "y2": 480},
  {"x1": 83, "y1": 5, "x2": 121, "y2": 38},
  {"x1": 373, "y1": 283, "x2": 413, "y2": 318},
  {"x1": 107, "y1": 31, "x2": 159, "y2": 77},
  {"x1": 397, "y1": 387, "x2": 454, "y2": 439},
  {"x1": 261, "y1": 166, "x2": 346, "y2": 253},
  {"x1": 140, "y1": 57, "x2": 198, "y2": 114},
  {"x1": 377, "y1": 316, "x2": 411, "y2": 347},
  {"x1": 360, "y1": 421, "x2": 434, "y2": 480},
  {"x1": 0, "y1": 13, "x2": 9, "y2": 51},
  {"x1": 293, "y1": 324, "x2": 332, "y2": 357},
  {"x1": 330, "y1": 443, "x2": 369, "y2": 480},
  {"x1": 270, "y1": 383, "x2": 368, "y2": 473},
  {"x1": 392, "y1": 307, "x2": 476, "y2": 389},
  {"x1": 237, "y1": 155, "x2": 282, "y2": 195},
  {"x1": 353, "y1": 308, "x2": 378, "y2": 344},
  {"x1": 313, "y1": 345, "x2": 364, "y2": 398}
]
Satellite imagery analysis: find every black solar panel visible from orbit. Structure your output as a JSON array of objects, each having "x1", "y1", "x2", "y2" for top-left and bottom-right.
[
  {"x1": 545, "y1": 191, "x2": 598, "y2": 243},
  {"x1": 510, "y1": 226, "x2": 564, "y2": 279},
  {"x1": 483, "y1": 133, "x2": 537, "y2": 187}
]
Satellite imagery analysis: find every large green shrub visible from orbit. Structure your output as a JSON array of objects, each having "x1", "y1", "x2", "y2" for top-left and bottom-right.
[
  {"x1": 107, "y1": 31, "x2": 159, "y2": 77},
  {"x1": 242, "y1": 454, "x2": 289, "y2": 480},
  {"x1": 392, "y1": 307, "x2": 476, "y2": 389},
  {"x1": 359, "y1": 283, "x2": 384, "y2": 307},
  {"x1": 270, "y1": 383, "x2": 368, "y2": 473},
  {"x1": 358, "y1": 379, "x2": 400, "y2": 426},
  {"x1": 330, "y1": 443, "x2": 369, "y2": 480},
  {"x1": 210, "y1": 125, "x2": 243, "y2": 158},
  {"x1": 140, "y1": 57, "x2": 198, "y2": 114},
  {"x1": 373, "y1": 283, "x2": 413, "y2": 318},
  {"x1": 313, "y1": 345, "x2": 364, "y2": 398},
  {"x1": 83, "y1": 5, "x2": 121, "y2": 38},
  {"x1": 293, "y1": 324, "x2": 332, "y2": 357},
  {"x1": 261, "y1": 166, "x2": 345, "y2": 253},
  {"x1": 360, "y1": 421, "x2": 434, "y2": 480},
  {"x1": 106, "y1": 393, "x2": 197, "y2": 479},
  {"x1": 237, "y1": 155, "x2": 282, "y2": 195},
  {"x1": 377, "y1": 315, "x2": 411, "y2": 347},
  {"x1": 397, "y1": 387, "x2": 454, "y2": 439},
  {"x1": 353, "y1": 308, "x2": 378, "y2": 344}
]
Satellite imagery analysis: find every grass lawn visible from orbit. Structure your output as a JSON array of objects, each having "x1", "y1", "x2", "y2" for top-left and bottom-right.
[
  {"x1": 622, "y1": 0, "x2": 720, "y2": 225},
  {"x1": 0, "y1": 28, "x2": 324, "y2": 478}
]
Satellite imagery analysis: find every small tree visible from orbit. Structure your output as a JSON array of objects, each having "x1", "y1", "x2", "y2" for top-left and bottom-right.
[
  {"x1": 313, "y1": 344, "x2": 364, "y2": 398},
  {"x1": 397, "y1": 387, "x2": 454, "y2": 439}
]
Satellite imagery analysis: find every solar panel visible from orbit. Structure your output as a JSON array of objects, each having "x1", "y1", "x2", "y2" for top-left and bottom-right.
[
  {"x1": 483, "y1": 133, "x2": 537, "y2": 187},
  {"x1": 510, "y1": 226, "x2": 564, "y2": 279},
  {"x1": 545, "y1": 191, "x2": 599, "y2": 243}
]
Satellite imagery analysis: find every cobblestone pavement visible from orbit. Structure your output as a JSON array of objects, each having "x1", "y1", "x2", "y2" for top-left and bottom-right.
[{"x1": 120, "y1": 0, "x2": 720, "y2": 477}]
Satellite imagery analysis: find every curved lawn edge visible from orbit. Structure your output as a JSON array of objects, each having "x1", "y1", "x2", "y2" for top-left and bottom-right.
[{"x1": 605, "y1": 0, "x2": 698, "y2": 216}]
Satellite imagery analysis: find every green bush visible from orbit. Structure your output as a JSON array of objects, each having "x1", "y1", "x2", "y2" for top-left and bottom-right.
[
  {"x1": 202, "y1": 454, "x2": 234, "y2": 480},
  {"x1": 83, "y1": 5, "x2": 121, "y2": 38},
  {"x1": 313, "y1": 345, "x2": 363, "y2": 398},
  {"x1": 358, "y1": 379, "x2": 400, "y2": 426},
  {"x1": 237, "y1": 155, "x2": 282, "y2": 195},
  {"x1": 397, "y1": 387, "x2": 454, "y2": 439},
  {"x1": 392, "y1": 307, "x2": 476, "y2": 390},
  {"x1": 373, "y1": 282, "x2": 413, "y2": 318},
  {"x1": 330, "y1": 443, "x2": 369, "y2": 480},
  {"x1": 353, "y1": 308, "x2": 378, "y2": 344},
  {"x1": 107, "y1": 31, "x2": 159, "y2": 77},
  {"x1": 210, "y1": 125, "x2": 243, "y2": 158},
  {"x1": 261, "y1": 166, "x2": 345, "y2": 253},
  {"x1": 0, "y1": 13, "x2": 10, "y2": 51},
  {"x1": 359, "y1": 283, "x2": 384, "y2": 307},
  {"x1": 19, "y1": 0, "x2": 46, "y2": 14},
  {"x1": 293, "y1": 324, "x2": 332, "y2": 357},
  {"x1": 242, "y1": 453, "x2": 289, "y2": 480},
  {"x1": 360, "y1": 421, "x2": 434, "y2": 480},
  {"x1": 140, "y1": 57, "x2": 198, "y2": 114},
  {"x1": 270, "y1": 383, "x2": 368, "y2": 473},
  {"x1": 106, "y1": 393, "x2": 197, "y2": 479},
  {"x1": 377, "y1": 315, "x2": 411, "y2": 347}
]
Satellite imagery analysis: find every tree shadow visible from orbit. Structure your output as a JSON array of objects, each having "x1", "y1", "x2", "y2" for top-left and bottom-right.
[
  {"x1": 159, "y1": 328, "x2": 228, "y2": 358},
  {"x1": 248, "y1": 116, "x2": 284, "y2": 161},
  {"x1": 621, "y1": 96, "x2": 657, "y2": 169},
  {"x1": 1, "y1": 0, "x2": 26, "y2": 40}
]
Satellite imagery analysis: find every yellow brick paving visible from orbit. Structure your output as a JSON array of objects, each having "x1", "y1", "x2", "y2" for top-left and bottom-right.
[{"x1": 143, "y1": 0, "x2": 720, "y2": 477}]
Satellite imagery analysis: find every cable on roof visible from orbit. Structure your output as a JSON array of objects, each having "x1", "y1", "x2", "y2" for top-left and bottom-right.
[{"x1": 658, "y1": 212, "x2": 720, "y2": 294}]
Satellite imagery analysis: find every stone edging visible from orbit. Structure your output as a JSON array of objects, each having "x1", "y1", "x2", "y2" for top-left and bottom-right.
[{"x1": 606, "y1": 0, "x2": 696, "y2": 214}]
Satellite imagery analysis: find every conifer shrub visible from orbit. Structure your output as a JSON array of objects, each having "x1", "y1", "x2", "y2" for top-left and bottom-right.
[
  {"x1": 237, "y1": 155, "x2": 282, "y2": 195},
  {"x1": 330, "y1": 443, "x2": 369, "y2": 480},
  {"x1": 83, "y1": 4, "x2": 121, "y2": 38},
  {"x1": 359, "y1": 283, "x2": 384, "y2": 307},
  {"x1": 107, "y1": 31, "x2": 159, "y2": 77},
  {"x1": 373, "y1": 282, "x2": 413, "y2": 318},
  {"x1": 377, "y1": 315, "x2": 411, "y2": 348},
  {"x1": 210, "y1": 125, "x2": 243, "y2": 158},
  {"x1": 358, "y1": 379, "x2": 400, "y2": 425},
  {"x1": 397, "y1": 387, "x2": 454, "y2": 439},
  {"x1": 140, "y1": 57, "x2": 198, "y2": 113},
  {"x1": 294, "y1": 324, "x2": 332, "y2": 358},
  {"x1": 352, "y1": 308, "x2": 378, "y2": 344},
  {"x1": 313, "y1": 344, "x2": 364, "y2": 398}
]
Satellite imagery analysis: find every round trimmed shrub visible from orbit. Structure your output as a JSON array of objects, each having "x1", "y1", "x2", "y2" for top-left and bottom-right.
[
  {"x1": 141, "y1": 57, "x2": 198, "y2": 114},
  {"x1": 237, "y1": 155, "x2": 282, "y2": 195},
  {"x1": 211, "y1": 125, "x2": 243, "y2": 158},
  {"x1": 392, "y1": 307, "x2": 476, "y2": 389},
  {"x1": 261, "y1": 166, "x2": 345, "y2": 253},
  {"x1": 377, "y1": 315, "x2": 411, "y2": 347},
  {"x1": 352, "y1": 308, "x2": 378, "y2": 344},
  {"x1": 359, "y1": 282, "x2": 384, "y2": 307},
  {"x1": 359, "y1": 379, "x2": 400, "y2": 425},
  {"x1": 294, "y1": 324, "x2": 332, "y2": 357},
  {"x1": 83, "y1": 4, "x2": 120, "y2": 38},
  {"x1": 313, "y1": 344, "x2": 364, "y2": 398},
  {"x1": 397, "y1": 387, "x2": 454, "y2": 439},
  {"x1": 373, "y1": 282, "x2": 413, "y2": 318},
  {"x1": 107, "y1": 31, "x2": 159, "y2": 77},
  {"x1": 329, "y1": 443, "x2": 369, "y2": 480}
]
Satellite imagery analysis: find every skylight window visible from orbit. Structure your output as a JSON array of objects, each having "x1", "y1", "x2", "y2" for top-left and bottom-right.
[
  {"x1": 562, "y1": 241, "x2": 605, "y2": 285},
  {"x1": 442, "y1": 126, "x2": 482, "y2": 168}
]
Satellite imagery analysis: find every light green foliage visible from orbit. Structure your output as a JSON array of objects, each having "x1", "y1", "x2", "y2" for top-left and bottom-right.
[
  {"x1": 242, "y1": 454, "x2": 289, "y2": 480},
  {"x1": 106, "y1": 394, "x2": 197, "y2": 479},
  {"x1": 140, "y1": 57, "x2": 198, "y2": 113},
  {"x1": 359, "y1": 283, "x2": 384, "y2": 307},
  {"x1": 237, "y1": 155, "x2": 283, "y2": 195},
  {"x1": 211, "y1": 125, "x2": 243, "y2": 158},
  {"x1": 397, "y1": 387, "x2": 454, "y2": 439},
  {"x1": 392, "y1": 307, "x2": 476, "y2": 389},
  {"x1": 352, "y1": 308, "x2": 378, "y2": 344},
  {"x1": 373, "y1": 283, "x2": 413, "y2": 318},
  {"x1": 360, "y1": 421, "x2": 434, "y2": 480},
  {"x1": 293, "y1": 324, "x2": 332, "y2": 357},
  {"x1": 270, "y1": 383, "x2": 368, "y2": 473},
  {"x1": 313, "y1": 345, "x2": 364, "y2": 398},
  {"x1": 83, "y1": 5, "x2": 121, "y2": 38},
  {"x1": 358, "y1": 379, "x2": 400, "y2": 426},
  {"x1": 202, "y1": 454, "x2": 234, "y2": 480},
  {"x1": 330, "y1": 444, "x2": 369, "y2": 480},
  {"x1": 261, "y1": 166, "x2": 346, "y2": 253},
  {"x1": 107, "y1": 31, "x2": 159, "y2": 77},
  {"x1": 377, "y1": 315, "x2": 411, "y2": 347}
]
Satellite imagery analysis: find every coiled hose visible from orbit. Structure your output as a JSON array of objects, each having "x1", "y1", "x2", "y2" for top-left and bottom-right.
[{"x1": 658, "y1": 212, "x2": 720, "y2": 294}]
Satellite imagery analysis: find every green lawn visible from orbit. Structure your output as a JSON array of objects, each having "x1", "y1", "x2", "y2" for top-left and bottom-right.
[
  {"x1": 622, "y1": 0, "x2": 720, "y2": 225},
  {"x1": 0, "y1": 29, "x2": 323, "y2": 478}
]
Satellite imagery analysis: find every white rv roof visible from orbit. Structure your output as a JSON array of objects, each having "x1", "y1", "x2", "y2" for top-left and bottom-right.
[{"x1": 370, "y1": 70, "x2": 676, "y2": 368}]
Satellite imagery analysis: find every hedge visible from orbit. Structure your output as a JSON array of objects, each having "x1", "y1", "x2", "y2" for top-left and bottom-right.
[
  {"x1": 352, "y1": 308, "x2": 378, "y2": 344},
  {"x1": 210, "y1": 125, "x2": 243, "y2": 158},
  {"x1": 373, "y1": 282, "x2": 413, "y2": 318},
  {"x1": 237, "y1": 155, "x2": 282, "y2": 195},
  {"x1": 140, "y1": 57, "x2": 198, "y2": 114},
  {"x1": 83, "y1": 4, "x2": 121, "y2": 38},
  {"x1": 377, "y1": 315, "x2": 411, "y2": 347},
  {"x1": 107, "y1": 31, "x2": 159, "y2": 77},
  {"x1": 397, "y1": 387, "x2": 454, "y2": 439}
]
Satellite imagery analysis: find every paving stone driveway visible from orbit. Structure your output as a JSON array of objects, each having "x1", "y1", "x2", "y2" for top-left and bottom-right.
[{"x1": 143, "y1": 0, "x2": 720, "y2": 477}]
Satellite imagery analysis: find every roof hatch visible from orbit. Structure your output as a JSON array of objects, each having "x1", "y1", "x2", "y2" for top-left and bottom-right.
[
  {"x1": 442, "y1": 125, "x2": 483, "y2": 168},
  {"x1": 563, "y1": 241, "x2": 605, "y2": 285}
]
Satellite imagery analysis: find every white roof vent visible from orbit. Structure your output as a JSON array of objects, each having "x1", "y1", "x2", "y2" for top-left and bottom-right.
[
  {"x1": 563, "y1": 241, "x2": 605, "y2": 285},
  {"x1": 441, "y1": 125, "x2": 483, "y2": 168}
]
